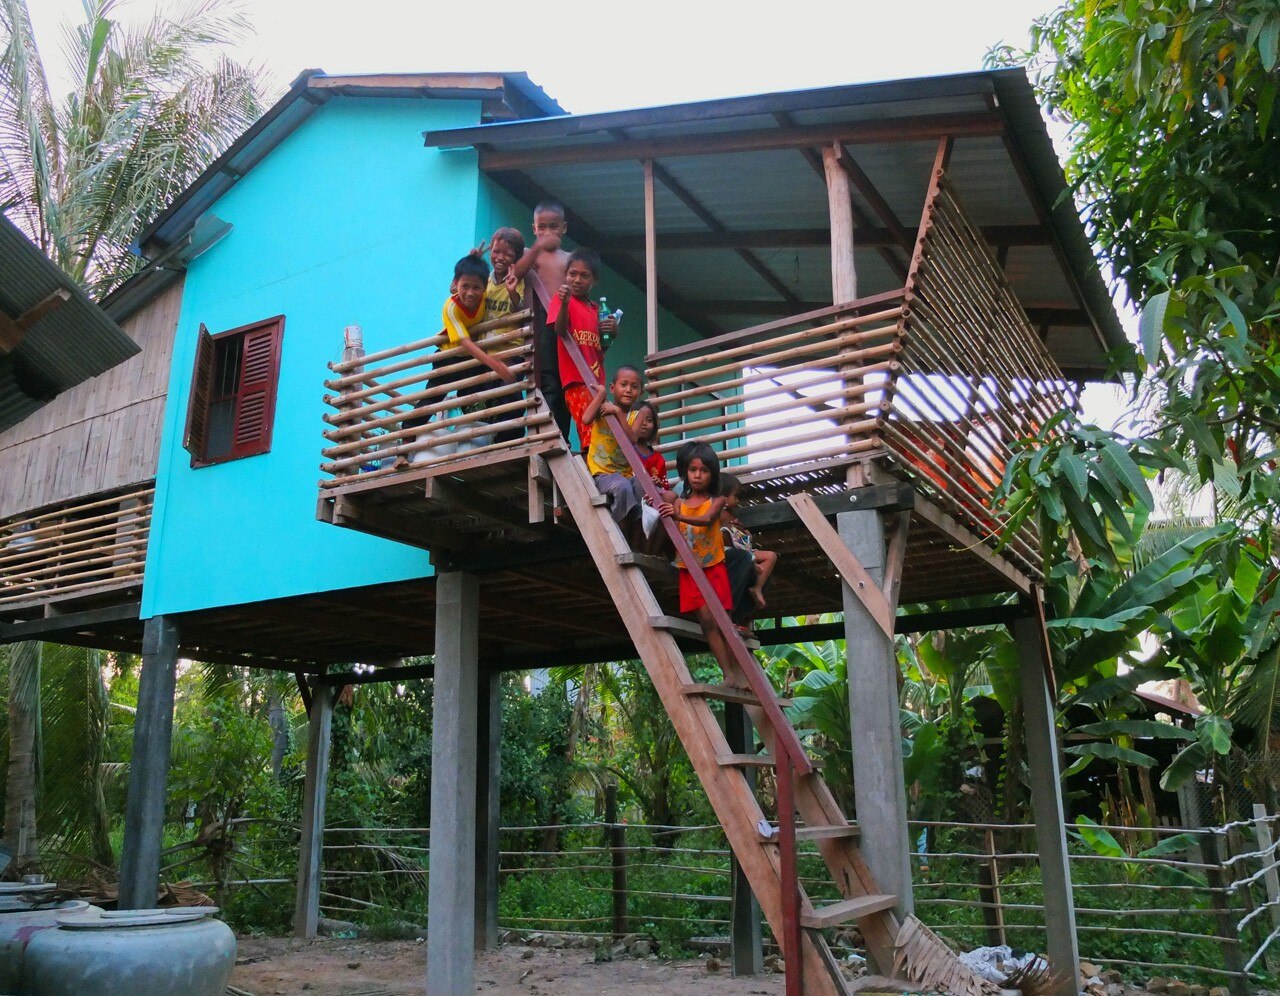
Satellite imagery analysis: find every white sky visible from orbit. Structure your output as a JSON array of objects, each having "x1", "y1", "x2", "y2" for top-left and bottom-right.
[{"x1": 26, "y1": 0, "x2": 1135, "y2": 428}]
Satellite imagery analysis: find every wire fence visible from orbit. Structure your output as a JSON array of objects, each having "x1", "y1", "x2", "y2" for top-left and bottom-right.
[{"x1": 176, "y1": 810, "x2": 1280, "y2": 990}]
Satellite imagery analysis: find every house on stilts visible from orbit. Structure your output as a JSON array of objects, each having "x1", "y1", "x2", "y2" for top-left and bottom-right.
[{"x1": 0, "y1": 67, "x2": 1126, "y2": 996}]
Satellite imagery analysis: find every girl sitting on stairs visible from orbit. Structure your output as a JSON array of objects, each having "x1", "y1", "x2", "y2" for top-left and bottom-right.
[{"x1": 657, "y1": 441, "x2": 737, "y2": 675}]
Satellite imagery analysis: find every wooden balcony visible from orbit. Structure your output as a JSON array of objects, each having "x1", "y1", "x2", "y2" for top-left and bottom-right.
[
  {"x1": 318, "y1": 166, "x2": 1064, "y2": 618},
  {"x1": 0, "y1": 482, "x2": 153, "y2": 621}
]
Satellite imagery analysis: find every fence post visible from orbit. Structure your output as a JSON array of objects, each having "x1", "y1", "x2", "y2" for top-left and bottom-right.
[
  {"x1": 1206, "y1": 827, "x2": 1250, "y2": 996},
  {"x1": 976, "y1": 827, "x2": 1006, "y2": 948},
  {"x1": 725, "y1": 700, "x2": 764, "y2": 976},
  {"x1": 604, "y1": 783, "x2": 628, "y2": 939},
  {"x1": 1252, "y1": 803, "x2": 1280, "y2": 976}
]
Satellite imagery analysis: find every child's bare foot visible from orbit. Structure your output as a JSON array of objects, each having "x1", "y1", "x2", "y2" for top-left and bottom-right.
[
  {"x1": 750, "y1": 586, "x2": 767, "y2": 609},
  {"x1": 393, "y1": 455, "x2": 410, "y2": 470}
]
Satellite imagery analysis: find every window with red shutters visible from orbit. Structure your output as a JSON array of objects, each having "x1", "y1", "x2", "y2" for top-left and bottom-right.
[{"x1": 182, "y1": 316, "x2": 284, "y2": 467}]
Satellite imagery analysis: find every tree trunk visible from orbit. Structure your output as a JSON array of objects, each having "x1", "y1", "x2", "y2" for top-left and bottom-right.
[
  {"x1": 268, "y1": 688, "x2": 288, "y2": 781},
  {"x1": 5, "y1": 642, "x2": 41, "y2": 873}
]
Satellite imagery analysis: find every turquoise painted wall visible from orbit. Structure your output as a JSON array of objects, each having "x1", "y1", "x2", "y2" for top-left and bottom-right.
[{"x1": 143, "y1": 97, "x2": 483, "y2": 617}]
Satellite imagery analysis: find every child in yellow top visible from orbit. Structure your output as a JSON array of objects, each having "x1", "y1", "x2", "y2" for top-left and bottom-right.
[
  {"x1": 582, "y1": 365, "x2": 645, "y2": 546},
  {"x1": 658, "y1": 441, "x2": 734, "y2": 673},
  {"x1": 435, "y1": 254, "x2": 516, "y2": 406},
  {"x1": 483, "y1": 227, "x2": 526, "y2": 344}
]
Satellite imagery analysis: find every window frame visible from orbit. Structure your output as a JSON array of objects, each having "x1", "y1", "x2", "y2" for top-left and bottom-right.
[{"x1": 182, "y1": 315, "x2": 285, "y2": 469}]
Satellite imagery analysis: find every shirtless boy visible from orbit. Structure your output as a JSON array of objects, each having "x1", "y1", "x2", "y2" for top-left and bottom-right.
[{"x1": 512, "y1": 199, "x2": 573, "y2": 438}]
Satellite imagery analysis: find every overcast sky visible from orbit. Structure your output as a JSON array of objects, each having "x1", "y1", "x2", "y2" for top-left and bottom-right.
[{"x1": 30, "y1": 0, "x2": 1062, "y2": 114}]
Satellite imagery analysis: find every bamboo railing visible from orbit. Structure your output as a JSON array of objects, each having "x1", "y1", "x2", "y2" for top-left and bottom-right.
[
  {"x1": 319, "y1": 311, "x2": 555, "y2": 492},
  {"x1": 886, "y1": 170, "x2": 1074, "y2": 580},
  {"x1": 0, "y1": 482, "x2": 154, "y2": 612},
  {"x1": 644, "y1": 292, "x2": 904, "y2": 486}
]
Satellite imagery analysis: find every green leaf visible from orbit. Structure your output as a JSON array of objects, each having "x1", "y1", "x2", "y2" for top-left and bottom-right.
[
  {"x1": 1160, "y1": 741, "x2": 1207, "y2": 791},
  {"x1": 1064, "y1": 742, "x2": 1157, "y2": 766},
  {"x1": 1210, "y1": 287, "x2": 1250, "y2": 338},
  {"x1": 1139, "y1": 832, "x2": 1203, "y2": 858},
  {"x1": 1197, "y1": 714, "x2": 1232, "y2": 755},
  {"x1": 1047, "y1": 606, "x2": 1151, "y2": 632},
  {"x1": 1072, "y1": 816, "x2": 1125, "y2": 857},
  {"x1": 1075, "y1": 719, "x2": 1193, "y2": 740},
  {"x1": 1261, "y1": 18, "x2": 1280, "y2": 72},
  {"x1": 1059, "y1": 450, "x2": 1090, "y2": 501},
  {"x1": 1138, "y1": 293, "x2": 1168, "y2": 367}
]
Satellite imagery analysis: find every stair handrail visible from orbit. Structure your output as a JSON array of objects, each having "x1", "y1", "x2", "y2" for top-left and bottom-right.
[
  {"x1": 558, "y1": 318, "x2": 814, "y2": 995},
  {"x1": 556, "y1": 327, "x2": 813, "y2": 777}
]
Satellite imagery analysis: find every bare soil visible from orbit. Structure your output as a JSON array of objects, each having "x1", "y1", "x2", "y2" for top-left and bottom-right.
[{"x1": 231, "y1": 936, "x2": 787, "y2": 995}]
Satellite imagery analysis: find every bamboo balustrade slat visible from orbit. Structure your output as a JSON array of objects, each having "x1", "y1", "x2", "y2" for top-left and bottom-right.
[
  {"x1": 657, "y1": 388, "x2": 881, "y2": 439},
  {"x1": 324, "y1": 326, "x2": 531, "y2": 391},
  {"x1": 654, "y1": 408, "x2": 881, "y2": 456},
  {"x1": 327, "y1": 309, "x2": 532, "y2": 375},
  {"x1": 322, "y1": 395, "x2": 536, "y2": 459},
  {"x1": 1, "y1": 486, "x2": 153, "y2": 610},
  {"x1": 324, "y1": 361, "x2": 534, "y2": 427},
  {"x1": 320, "y1": 429, "x2": 562, "y2": 490},
  {"x1": 324, "y1": 341, "x2": 531, "y2": 410},
  {"x1": 0, "y1": 517, "x2": 151, "y2": 568},
  {"x1": 644, "y1": 308, "x2": 904, "y2": 381},
  {"x1": 323, "y1": 378, "x2": 533, "y2": 442},
  {"x1": 1, "y1": 484, "x2": 155, "y2": 533},
  {"x1": 659, "y1": 362, "x2": 897, "y2": 423}
]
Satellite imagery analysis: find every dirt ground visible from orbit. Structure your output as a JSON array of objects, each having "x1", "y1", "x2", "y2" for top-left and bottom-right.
[{"x1": 231, "y1": 936, "x2": 788, "y2": 995}]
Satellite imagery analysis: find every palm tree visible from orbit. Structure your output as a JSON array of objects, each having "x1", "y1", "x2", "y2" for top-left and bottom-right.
[
  {"x1": 0, "y1": 0, "x2": 264, "y2": 867},
  {"x1": 0, "y1": 0, "x2": 265, "y2": 298}
]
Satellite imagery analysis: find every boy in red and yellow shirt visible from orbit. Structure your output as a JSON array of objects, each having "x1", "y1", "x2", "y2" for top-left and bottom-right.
[{"x1": 545, "y1": 248, "x2": 617, "y2": 451}]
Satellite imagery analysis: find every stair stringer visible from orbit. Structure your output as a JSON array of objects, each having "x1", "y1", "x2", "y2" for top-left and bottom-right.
[{"x1": 545, "y1": 451, "x2": 846, "y2": 994}]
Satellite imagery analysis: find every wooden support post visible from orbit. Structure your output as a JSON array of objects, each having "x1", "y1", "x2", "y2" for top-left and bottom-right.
[
  {"x1": 427, "y1": 571, "x2": 481, "y2": 995},
  {"x1": 604, "y1": 783, "x2": 628, "y2": 939},
  {"x1": 475, "y1": 668, "x2": 502, "y2": 951},
  {"x1": 823, "y1": 144, "x2": 857, "y2": 304},
  {"x1": 837, "y1": 511, "x2": 913, "y2": 936},
  {"x1": 724, "y1": 701, "x2": 764, "y2": 976},
  {"x1": 119, "y1": 616, "x2": 179, "y2": 910},
  {"x1": 294, "y1": 682, "x2": 334, "y2": 938},
  {"x1": 644, "y1": 158, "x2": 658, "y2": 355},
  {"x1": 1012, "y1": 613, "x2": 1080, "y2": 996}
]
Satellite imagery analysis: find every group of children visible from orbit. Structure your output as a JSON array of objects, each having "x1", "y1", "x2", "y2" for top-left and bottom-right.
[{"x1": 422, "y1": 199, "x2": 779, "y2": 647}]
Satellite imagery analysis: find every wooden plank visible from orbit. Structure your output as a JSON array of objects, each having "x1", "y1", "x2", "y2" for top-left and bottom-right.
[
  {"x1": 682, "y1": 683, "x2": 761, "y2": 707},
  {"x1": 795, "y1": 823, "x2": 861, "y2": 842},
  {"x1": 718, "y1": 753, "x2": 776, "y2": 768},
  {"x1": 644, "y1": 158, "x2": 658, "y2": 354},
  {"x1": 478, "y1": 111, "x2": 1003, "y2": 171},
  {"x1": 910, "y1": 498, "x2": 1032, "y2": 596},
  {"x1": 800, "y1": 894, "x2": 898, "y2": 929},
  {"x1": 785, "y1": 493, "x2": 893, "y2": 638},
  {"x1": 823, "y1": 144, "x2": 858, "y2": 303}
]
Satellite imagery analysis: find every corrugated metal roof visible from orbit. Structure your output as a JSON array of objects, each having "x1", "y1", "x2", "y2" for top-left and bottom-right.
[
  {"x1": 424, "y1": 68, "x2": 1125, "y2": 379},
  {"x1": 0, "y1": 215, "x2": 140, "y2": 432}
]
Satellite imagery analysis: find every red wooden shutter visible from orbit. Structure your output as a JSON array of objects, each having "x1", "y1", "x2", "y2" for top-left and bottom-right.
[
  {"x1": 229, "y1": 316, "x2": 284, "y2": 459},
  {"x1": 183, "y1": 323, "x2": 216, "y2": 463}
]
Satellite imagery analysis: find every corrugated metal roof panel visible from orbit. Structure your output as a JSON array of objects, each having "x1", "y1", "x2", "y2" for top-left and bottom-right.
[{"x1": 0, "y1": 215, "x2": 139, "y2": 432}]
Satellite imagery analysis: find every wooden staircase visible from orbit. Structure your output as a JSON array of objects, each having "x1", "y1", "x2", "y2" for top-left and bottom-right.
[{"x1": 549, "y1": 449, "x2": 895, "y2": 994}]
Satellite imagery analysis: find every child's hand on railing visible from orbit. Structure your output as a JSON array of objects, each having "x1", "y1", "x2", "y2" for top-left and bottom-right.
[
  {"x1": 558, "y1": 283, "x2": 571, "y2": 304},
  {"x1": 657, "y1": 501, "x2": 676, "y2": 518}
]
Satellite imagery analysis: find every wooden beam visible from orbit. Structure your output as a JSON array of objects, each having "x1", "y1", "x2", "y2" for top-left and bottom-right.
[
  {"x1": 648, "y1": 159, "x2": 803, "y2": 309},
  {"x1": 313, "y1": 662, "x2": 435, "y2": 687},
  {"x1": 644, "y1": 158, "x2": 658, "y2": 354},
  {"x1": 0, "y1": 600, "x2": 141, "y2": 643},
  {"x1": 823, "y1": 144, "x2": 858, "y2": 303},
  {"x1": 911, "y1": 497, "x2": 1032, "y2": 596},
  {"x1": 485, "y1": 169, "x2": 721, "y2": 339},
  {"x1": 0, "y1": 288, "x2": 71, "y2": 354},
  {"x1": 612, "y1": 224, "x2": 1046, "y2": 254},
  {"x1": 478, "y1": 111, "x2": 1003, "y2": 171},
  {"x1": 429, "y1": 478, "x2": 547, "y2": 540},
  {"x1": 836, "y1": 147, "x2": 912, "y2": 249},
  {"x1": 787, "y1": 493, "x2": 893, "y2": 638},
  {"x1": 738, "y1": 482, "x2": 915, "y2": 530}
]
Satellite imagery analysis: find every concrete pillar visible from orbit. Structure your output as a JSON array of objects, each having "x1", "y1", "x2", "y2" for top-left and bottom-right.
[
  {"x1": 724, "y1": 701, "x2": 763, "y2": 976},
  {"x1": 427, "y1": 572, "x2": 481, "y2": 994},
  {"x1": 119, "y1": 616, "x2": 180, "y2": 909},
  {"x1": 1013, "y1": 616, "x2": 1080, "y2": 996},
  {"x1": 838, "y1": 511, "x2": 913, "y2": 920},
  {"x1": 475, "y1": 667, "x2": 502, "y2": 951},
  {"x1": 293, "y1": 681, "x2": 334, "y2": 938}
]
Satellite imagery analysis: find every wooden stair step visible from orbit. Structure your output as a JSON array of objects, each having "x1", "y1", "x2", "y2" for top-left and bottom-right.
[
  {"x1": 615, "y1": 551, "x2": 678, "y2": 576},
  {"x1": 682, "y1": 682, "x2": 791, "y2": 708},
  {"x1": 795, "y1": 822, "x2": 860, "y2": 842},
  {"x1": 800, "y1": 894, "x2": 898, "y2": 929},
  {"x1": 718, "y1": 752, "x2": 776, "y2": 768},
  {"x1": 649, "y1": 615, "x2": 761, "y2": 649}
]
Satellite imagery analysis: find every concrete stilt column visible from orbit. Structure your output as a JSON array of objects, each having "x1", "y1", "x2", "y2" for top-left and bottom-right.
[
  {"x1": 724, "y1": 701, "x2": 763, "y2": 976},
  {"x1": 1013, "y1": 615, "x2": 1080, "y2": 996},
  {"x1": 838, "y1": 511, "x2": 913, "y2": 923},
  {"x1": 119, "y1": 616, "x2": 180, "y2": 910},
  {"x1": 294, "y1": 681, "x2": 334, "y2": 938},
  {"x1": 475, "y1": 667, "x2": 502, "y2": 951},
  {"x1": 427, "y1": 571, "x2": 481, "y2": 994}
]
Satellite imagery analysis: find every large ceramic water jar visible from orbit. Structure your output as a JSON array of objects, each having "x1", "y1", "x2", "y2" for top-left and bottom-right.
[
  {"x1": 0, "y1": 882, "x2": 97, "y2": 992},
  {"x1": 21, "y1": 907, "x2": 236, "y2": 995}
]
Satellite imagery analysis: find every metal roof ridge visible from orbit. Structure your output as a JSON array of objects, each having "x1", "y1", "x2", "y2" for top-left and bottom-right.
[{"x1": 422, "y1": 67, "x2": 1018, "y2": 145}]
